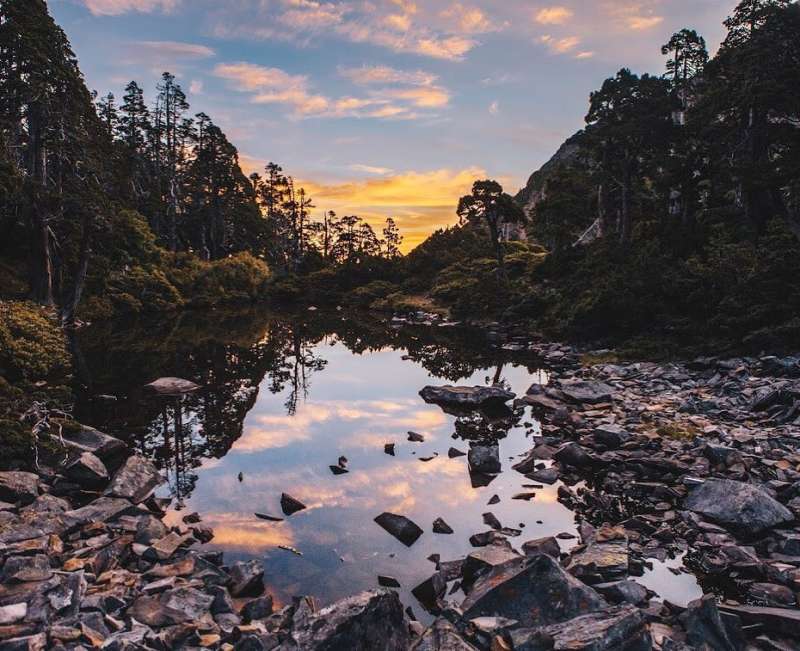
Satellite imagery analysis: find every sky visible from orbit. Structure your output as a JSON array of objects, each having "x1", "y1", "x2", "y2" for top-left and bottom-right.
[{"x1": 50, "y1": 0, "x2": 736, "y2": 250}]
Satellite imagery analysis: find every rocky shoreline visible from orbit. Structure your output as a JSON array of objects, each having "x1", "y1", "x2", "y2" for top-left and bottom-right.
[{"x1": 1, "y1": 333, "x2": 800, "y2": 649}]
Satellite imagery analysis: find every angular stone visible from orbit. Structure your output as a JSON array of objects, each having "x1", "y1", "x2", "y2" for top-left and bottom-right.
[
  {"x1": 412, "y1": 572, "x2": 447, "y2": 612},
  {"x1": 553, "y1": 442, "x2": 594, "y2": 468},
  {"x1": 468, "y1": 444, "x2": 501, "y2": 475},
  {"x1": 593, "y1": 424, "x2": 630, "y2": 449},
  {"x1": 685, "y1": 479, "x2": 793, "y2": 535},
  {"x1": 567, "y1": 535, "x2": 629, "y2": 584},
  {"x1": 521, "y1": 536, "x2": 560, "y2": 558},
  {"x1": 748, "y1": 582, "x2": 795, "y2": 607},
  {"x1": 461, "y1": 554, "x2": 606, "y2": 628},
  {"x1": 64, "y1": 452, "x2": 108, "y2": 487},
  {"x1": 63, "y1": 497, "x2": 133, "y2": 531},
  {"x1": 718, "y1": 604, "x2": 800, "y2": 637},
  {"x1": 2, "y1": 555, "x2": 52, "y2": 583},
  {"x1": 528, "y1": 467, "x2": 559, "y2": 484},
  {"x1": 559, "y1": 380, "x2": 614, "y2": 405},
  {"x1": 594, "y1": 580, "x2": 648, "y2": 606},
  {"x1": 241, "y1": 595, "x2": 274, "y2": 622},
  {"x1": 0, "y1": 472, "x2": 39, "y2": 505},
  {"x1": 411, "y1": 617, "x2": 480, "y2": 650},
  {"x1": 59, "y1": 425, "x2": 128, "y2": 467},
  {"x1": 419, "y1": 386, "x2": 515, "y2": 409},
  {"x1": 433, "y1": 518, "x2": 454, "y2": 534},
  {"x1": 463, "y1": 546, "x2": 522, "y2": 586},
  {"x1": 681, "y1": 595, "x2": 744, "y2": 651},
  {"x1": 106, "y1": 455, "x2": 163, "y2": 504},
  {"x1": 280, "y1": 493, "x2": 307, "y2": 516},
  {"x1": 283, "y1": 589, "x2": 409, "y2": 650},
  {"x1": 229, "y1": 560, "x2": 264, "y2": 598},
  {"x1": 144, "y1": 531, "x2": 192, "y2": 561},
  {"x1": 143, "y1": 377, "x2": 201, "y2": 396},
  {"x1": 0, "y1": 603, "x2": 27, "y2": 625},
  {"x1": 134, "y1": 514, "x2": 169, "y2": 545},
  {"x1": 529, "y1": 604, "x2": 649, "y2": 651},
  {"x1": 375, "y1": 512, "x2": 424, "y2": 547}
]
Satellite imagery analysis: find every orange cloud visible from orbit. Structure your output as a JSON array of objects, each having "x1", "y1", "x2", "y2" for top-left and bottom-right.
[
  {"x1": 540, "y1": 34, "x2": 581, "y2": 54},
  {"x1": 82, "y1": 0, "x2": 178, "y2": 15},
  {"x1": 535, "y1": 6, "x2": 574, "y2": 25},
  {"x1": 627, "y1": 15, "x2": 664, "y2": 30}
]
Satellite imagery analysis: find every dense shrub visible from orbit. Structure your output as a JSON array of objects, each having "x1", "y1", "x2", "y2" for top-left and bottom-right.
[{"x1": 0, "y1": 301, "x2": 70, "y2": 382}]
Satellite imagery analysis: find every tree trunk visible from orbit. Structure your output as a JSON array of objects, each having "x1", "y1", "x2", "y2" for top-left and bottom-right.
[
  {"x1": 620, "y1": 160, "x2": 632, "y2": 246},
  {"x1": 489, "y1": 219, "x2": 506, "y2": 281},
  {"x1": 61, "y1": 213, "x2": 92, "y2": 327},
  {"x1": 26, "y1": 101, "x2": 54, "y2": 305}
]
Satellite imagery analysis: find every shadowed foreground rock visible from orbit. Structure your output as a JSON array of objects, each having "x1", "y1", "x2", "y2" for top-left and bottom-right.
[
  {"x1": 279, "y1": 589, "x2": 410, "y2": 650},
  {"x1": 375, "y1": 512, "x2": 424, "y2": 547}
]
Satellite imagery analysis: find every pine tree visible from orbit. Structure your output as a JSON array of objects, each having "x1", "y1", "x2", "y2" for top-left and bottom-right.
[{"x1": 382, "y1": 217, "x2": 403, "y2": 258}]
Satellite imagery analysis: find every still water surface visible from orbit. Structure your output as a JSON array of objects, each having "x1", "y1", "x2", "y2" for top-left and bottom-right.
[{"x1": 74, "y1": 308, "x2": 700, "y2": 613}]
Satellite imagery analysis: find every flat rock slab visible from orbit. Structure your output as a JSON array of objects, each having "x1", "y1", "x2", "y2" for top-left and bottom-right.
[
  {"x1": 63, "y1": 497, "x2": 134, "y2": 532},
  {"x1": 0, "y1": 472, "x2": 40, "y2": 505},
  {"x1": 461, "y1": 554, "x2": 606, "y2": 628},
  {"x1": 143, "y1": 377, "x2": 201, "y2": 396},
  {"x1": 559, "y1": 380, "x2": 614, "y2": 405},
  {"x1": 64, "y1": 452, "x2": 108, "y2": 487},
  {"x1": 59, "y1": 425, "x2": 128, "y2": 466},
  {"x1": 419, "y1": 386, "x2": 515, "y2": 409},
  {"x1": 684, "y1": 479, "x2": 793, "y2": 535},
  {"x1": 411, "y1": 617, "x2": 479, "y2": 651},
  {"x1": 375, "y1": 512, "x2": 424, "y2": 547},
  {"x1": 106, "y1": 455, "x2": 163, "y2": 504},
  {"x1": 282, "y1": 589, "x2": 409, "y2": 651}
]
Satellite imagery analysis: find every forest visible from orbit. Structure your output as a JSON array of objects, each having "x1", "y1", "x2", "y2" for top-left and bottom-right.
[{"x1": 1, "y1": 0, "x2": 799, "y2": 350}]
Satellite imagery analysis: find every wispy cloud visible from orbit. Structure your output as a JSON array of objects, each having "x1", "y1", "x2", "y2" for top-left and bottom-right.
[
  {"x1": 82, "y1": 0, "x2": 179, "y2": 16},
  {"x1": 349, "y1": 164, "x2": 394, "y2": 175},
  {"x1": 134, "y1": 41, "x2": 215, "y2": 59},
  {"x1": 535, "y1": 6, "x2": 574, "y2": 25},
  {"x1": 489, "y1": 100, "x2": 499, "y2": 115},
  {"x1": 339, "y1": 65, "x2": 437, "y2": 87},
  {"x1": 539, "y1": 34, "x2": 581, "y2": 54}
]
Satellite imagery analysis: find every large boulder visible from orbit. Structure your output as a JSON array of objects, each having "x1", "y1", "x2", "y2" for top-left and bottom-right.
[
  {"x1": 0, "y1": 472, "x2": 40, "y2": 505},
  {"x1": 374, "y1": 512, "x2": 424, "y2": 547},
  {"x1": 419, "y1": 386, "x2": 515, "y2": 409},
  {"x1": 559, "y1": 380, "x2": 614, "y2": 405},
  {"x1": 411, "y1": 618, "x2": 479, "y2": 650},
  {"x1": 279, "y1": 590, "x2": 409, "y2": 651},
  {"x1": 59, "y1": 425, "x2": 127, "y2": 468},
  {"x1": 461, "y1": 554, "x2": 606, "y2": 628},
  {"x1": 106, "y1": 455, "x2": 163, "y2": 504},
  {"x1": 468, "y1": 445, "x2": 501, "y2": 475},
  {"x1": 63, "y1": 497, "x2": 134, "y2": 532},
  {"x1": 64, "y1": 452, "x2": 108, "y2": 487},
  {"x1": 511, "y1": 604, "x2": 650, "y2": 651},
  {"x1": 228, "y1": 560, "x2": 264, "y2": 598},
  {"x1": 684, "y1": 479, "x2": 793, "y2": 535}
]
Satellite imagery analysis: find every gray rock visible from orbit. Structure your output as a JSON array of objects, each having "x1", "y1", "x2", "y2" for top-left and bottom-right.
[
  {"x1": 375, "y1": 512, "x2": 424, "y2": 547},
  {"x1": 468, "y1": 445, "x2": 500, "y2": 475},
  {"x1": 559, "y1": 380, "x2": 614, "y2": 404},
  {"x1": 2, "y1": 555, "x2": 52, "y2": 582},
  {"x1": 241, "y1": 595, "x2": 274, "y2": 622},
  {"x1": 566, "y1": 527, "x2": 629, "y2": 584},
  {"x1": 419, "y1": 386, "x2": 515, "y2": 409},
  {"x1": 143, "y1": 377, "x2": 201, "y2": 395},
  {"x1": 461, "y1": 554, "x2": 606, "y2": 628},
  {"x1": 594, "y1": 580, "x2": 649, "y2": 606},
  {"x1": 521, "y1": 536, "x2": 560, "y2": 558},
  {"x1": 553, "y1": 442, "x2": 594, "y2": 468},
  {"x1": 593, "y1": 424, "x2": 630, "y2": 449},
  {"x1": 462, "y1": 546, "x2": 522, "y2": 586},
  {"x1": 748, "y1": 582, "x2": 795, "y2": 607},
  {"x1": 411, "y1": 571, "x2": 447, "y2": 612},
  {"x1": 280, "y1": 493, "x2": 307, "y2": 516},
  {"x1": 684, "y1": 479, "x2": 793, "y2": 534},
  {"x1": 681, "y1": 594, "x2": 744, "y2": 651},
  {"x1": 433, "y1": 518, "x2": 454, "y2": 534},
  {"x1": 0, "y1": 471, "x2": 40, "y2": 505},
  {"x1": 134, "y1": 515, "x2": 169, "y2": 545},
  {"x1": 64, "y1": 452, "x2": 108, "y2": 487},
  {"x1": 528, "y1": 467, "x2": 559, "y2": 484},
  {"x1": 0, "y1": 603, "x2": 27, "y2": 625},
  {"x1": 280, "y1": 589, "x2": 409, "y2": 651},
  {"x1": 229, "y1": 560, "x2": 264, "y2": 597},
  {"x1": 63, "y1": 497, "x2": 133, "y2": 531},
  {"x1": 106, "y1": 455, "x2": 163, "y2": 504},
  {"x1": 525, "y1": 604, "x2": 650, "y2": 651},
  {"x1": 59, "y1": 425, "x2": 128, "y2": 467},
  {"x1": 411, "y1": 617, "x2": 480, "y2": 650}
]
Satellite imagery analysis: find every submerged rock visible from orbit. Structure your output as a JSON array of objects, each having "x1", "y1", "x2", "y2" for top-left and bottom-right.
[
  {"x1": 143, "y1": 377, "x2": 201, "y2": 396},
  {"x1": 419, "y1": 386, "x2": 515, "y2": 409},
  {"x1": 375, "y1": 512, "x2": 424, "y2": 547},
  {"x1": 282, "y1": 589, "x2": 409, "y2": 650},
  {"x1": 461, "y1": 554, "x2": 606, "y2": 628},
  {"x1": 684, "y1": 479, "x2": 793, "y2": 534}
]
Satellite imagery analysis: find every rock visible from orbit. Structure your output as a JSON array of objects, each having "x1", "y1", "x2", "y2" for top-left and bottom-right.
[
  {"x1": 241, "y1": 595, "x2": 274, "y2": 622},
  {"x1": 528, "y1": 467, "x2": 559, "y2": 484},
  {"x1": 255, "y1": 512, "x2": 284, "y2": 522},
  {"x1": 408, "y1": 431, "x2": 425, "y2": 443},
  {"x1": 106, "y1": 455, "x2": 163, "y2": 504},
  {"x1": 280, "y1": 493, "x2": 307, "y2": 516},
  {"x1": 514, "y1": 604, "x2": 649, "y2": 651},
  {"x1": 566, "y1": 527, "x2": 629, "y2": 584},
  {"x1": 2, "y1": 555, "x2": 52, "y2": 582},
  {"x1": 684, "y1": 479, "x2": 793, "y2": 534},
  {"x1": 143, "y1": 377, "x2": 201, "y2": 395},
  {"x1": 0, "y1": 603, "x2": 27, "y2": 625},
  {"x1": 62, "y1": 497, "x2": 133, "y2": 531},
  {"x1": 191, "y1": 524, "x2": 214, "y2": 543},
  {"x1": 144, "y1": 531, "x2": 192, "y2": 561},
  {"x1": 131, "y1": 586, "x2": 213, "y2": 627},
  {"x1": 559, "y1": 380, "x2": 614, "y2": 404},
  {"x1": 385, "y1": 444, "x2": 396, "y2": 456},
  {"x1": 0, "y1": 633, "x2": 47, "y2": 650},
  {"x1": 229, "y1": 560, "x2": 264, "y2": 597},
  {"x1": 0, "y1": 472, "x2": 40, "y2": 505},
  {"x1": 378, "y1": 576, "x2": 401, "y2": 588},
  {"x1": 553, "y1": 442, "x2": 594, "y2": 468},
  {"x1": 375, "y1": 512, "x2": 424, "y2": 547},
  {"x1": 59, "y1": 425, "x2": 128, "y2": 467},
  {"x1": 64, "y1": 452, "x2": 109, "y2": 487},
  {"x1": 433, "y1": 518, "x2": 454, "y2": 534},
  {"x1": 461, "y1": 554, "x2": 606, "y2": 628},
  {"x1": 748, "y1": 582, "x2": 796, "y2": 607},
  {"x1": 592, "y1": 424, "x2": 630, "y2": 450},
  {"x1": 411, "y1": 572, "x2": 447, "y2": 612},
  {"x1": 419, "y1": 386, "x2": 516, "y2": 409},
  {"x1": 134, "y1": 515, "x2": 169, "y2": 545},
  {"x1": 681, "y1": 594, "x2": 744, "y2": 651},
  {"x1": 718, "y1": 604, "x2": 800, "y2": 637},
  {"x1": 468, "y1": 445, "x2": 501, "y2": 475},
  {"x1": 593, "y1": 580, "x2": 649, "y2": 605},
  {"x1": 448, "y1": 447, "x2": 466, "y2": 458},
  {"x1": 704, "y1": 444, "x2": 743, "y2": 468},
  {"x1": 411, "y1": 618, "x2": 479, "y2": 650},
  {"x1": 521, "y1": 536, "x2": 560, "y2": 558},
  {"x1": 329, "y1": 465, "x2": 348, "y2": 475},
  {"x1": 462, "y1": 546, "x2": 522, "y2": 586},
  {"x1": 469, "y1": 531, "x2": 512, "y2": 548},
  {"x1": 282, "y1": 589, "x2": 409, "y2": 650}
]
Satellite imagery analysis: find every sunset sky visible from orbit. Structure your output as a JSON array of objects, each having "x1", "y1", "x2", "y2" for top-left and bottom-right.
[{"x1": 51, "y1": 0, "x2": 735, "y2": 249}]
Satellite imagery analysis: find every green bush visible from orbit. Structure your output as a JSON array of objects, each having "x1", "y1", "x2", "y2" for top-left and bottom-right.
[
  {"x1": 0, "y1": 301, "x2": 70, "y2": 382},
  {"x1": 189, "y1": 252, "x2": 270, "y2": 306}
]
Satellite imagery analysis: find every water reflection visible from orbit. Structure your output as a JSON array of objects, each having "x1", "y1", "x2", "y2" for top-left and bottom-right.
[{"x1": 73, "y1": 308, "x2": 701, "y2": 613}]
